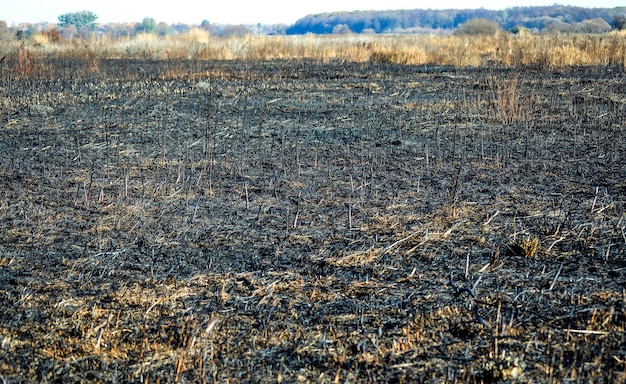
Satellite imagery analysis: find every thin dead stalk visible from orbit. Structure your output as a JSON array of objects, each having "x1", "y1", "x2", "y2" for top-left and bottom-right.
[
  {"x1": 483, "y1": 210, "x2": 500, "y2": 226},
  {"x1": 549, "y1": 263, "x2": 564, "y2": 291},
  {"x1": 546, "y1": 234, "x2": 567, "y2": 253}
]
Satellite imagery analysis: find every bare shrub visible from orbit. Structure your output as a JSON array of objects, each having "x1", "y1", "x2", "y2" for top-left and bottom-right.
[{"x1": 455, "y1": 18, "x2": 503, "y2": 36}]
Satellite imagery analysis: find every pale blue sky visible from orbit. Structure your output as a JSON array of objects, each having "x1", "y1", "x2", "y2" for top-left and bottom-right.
[{"x1": 4, "y1": 0, "x2": 625, "y2": 25}]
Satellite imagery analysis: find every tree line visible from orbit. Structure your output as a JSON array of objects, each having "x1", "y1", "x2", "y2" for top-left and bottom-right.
[
  {"x1": 0, "y1": 12, "x2": 287, "y2": 42},
  {"x1": 286, "y1": 5, "x2": 626, "y2": 34},
  {"x1": 1, "y1": 5, "x2": 625, "y2": 43}
]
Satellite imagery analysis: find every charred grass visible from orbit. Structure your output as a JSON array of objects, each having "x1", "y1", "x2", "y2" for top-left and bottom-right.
[{"x1": 0, "y1": 59, "x2": 625, "y2": 382}]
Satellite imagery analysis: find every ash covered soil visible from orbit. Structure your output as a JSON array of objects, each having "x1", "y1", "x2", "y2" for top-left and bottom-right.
[{"x1": 0, "y1": 59, "x2": 625, "y2": 382}]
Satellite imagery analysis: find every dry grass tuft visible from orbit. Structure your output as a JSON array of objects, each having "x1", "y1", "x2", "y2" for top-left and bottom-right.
[{"x1": 506, "y1": 236, "x2": 540, "y2": 258}]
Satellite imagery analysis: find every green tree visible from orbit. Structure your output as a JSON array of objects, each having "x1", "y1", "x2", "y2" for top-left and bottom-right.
[
  {"x1": 58, "y1": 11, "x2": 98, "y2": 31},
  {"x1": 140, "y1": 17, "x2": 157, "y2": 33}
]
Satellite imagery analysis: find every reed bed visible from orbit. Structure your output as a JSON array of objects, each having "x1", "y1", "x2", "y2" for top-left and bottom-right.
[{"x1": 3, "y1": 30, "x2": 626, "y2": 69}]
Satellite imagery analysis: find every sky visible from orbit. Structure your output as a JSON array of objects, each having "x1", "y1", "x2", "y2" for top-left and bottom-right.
[{"x1": 4, "y1": 0, "x2": 625, "y2": 26}]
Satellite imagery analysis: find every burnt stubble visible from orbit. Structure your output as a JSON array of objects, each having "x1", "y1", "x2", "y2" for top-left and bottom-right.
[{"x1": 1, "y1": 59, "x2": 625, "y2": 382}]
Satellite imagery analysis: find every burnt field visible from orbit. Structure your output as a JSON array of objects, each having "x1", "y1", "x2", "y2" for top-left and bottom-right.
[{"x1": 0, "y1": 59, "x2": 625, "y2": 382}]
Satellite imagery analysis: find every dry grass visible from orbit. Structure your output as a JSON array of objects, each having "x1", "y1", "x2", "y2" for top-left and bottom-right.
[{"x1": 3, "y1": 31, "x2": 626, "y2": 70}]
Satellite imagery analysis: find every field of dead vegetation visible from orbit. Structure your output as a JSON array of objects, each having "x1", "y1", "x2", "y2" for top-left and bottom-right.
[{"x1": 0, "y1": 58, "x2": 625, "y2": 383}]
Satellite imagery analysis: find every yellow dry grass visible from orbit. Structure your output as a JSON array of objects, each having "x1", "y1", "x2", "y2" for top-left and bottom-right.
[{"x1": 3, "y1": 31, "x2": 625, "y2": 69}]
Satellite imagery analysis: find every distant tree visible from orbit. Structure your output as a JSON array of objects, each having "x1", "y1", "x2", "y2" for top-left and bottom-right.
[
  {"x1": 286, "y1": 6, "x2": 623, "y2": 35},
  {"x1": 172, "y1": 23, "x2": 191, "y2": 34},
  {"x1": 264, "y1": 24, "x2": 288, "y2": 35},
  {"x1": 157, "y1": 22, "x2": 175, "y2": 36},
  {"x1": 379, "y1": 16, "x2": 400, "y2": 32},
  {"x1": 612, "y1": 14, "x2": 626, "y2": 30},
  {"x1": 543, "y1": 20, "x2": 571, "y2": 33},
  {"x1": 573, "y1": 18, "x2": 612, "y2": 33},
  {"x1": 332, "y1": 24, "x2": 352, "y2": 34},
  {"x1": 59, "y1": 25, "x2": 78, "y2": 39},
  {"x1": 217, "y1": 25, "x2": 252, "y2": 37},
  {"x1": 0, "y1": 21, "x2": 14, "y2": 42},
  {"x1": 199, "y1": 20, "x2": 216, "y2": 35},
  {"x1": 58, "y1": 11, "x2": 98, "y2": 31},
  {"x1": 140, "y1": 17, "x2": 157, "y2": 34},
  {"x1": 455, "y1": 18, "x2": 503, "y2": 35},
  {"x1": 97, "y1": 22, "x2": 137, "y2": 38}
]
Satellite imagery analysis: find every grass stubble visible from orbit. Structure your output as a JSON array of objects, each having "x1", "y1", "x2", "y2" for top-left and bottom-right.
[{"x1": 0, "y1": 34, "x2": 625, "y2": 382}]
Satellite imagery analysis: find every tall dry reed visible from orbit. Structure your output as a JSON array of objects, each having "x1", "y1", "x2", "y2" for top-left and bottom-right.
[{"x1": 3, "y1": 30, "x2": 625, "y2": 70}]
